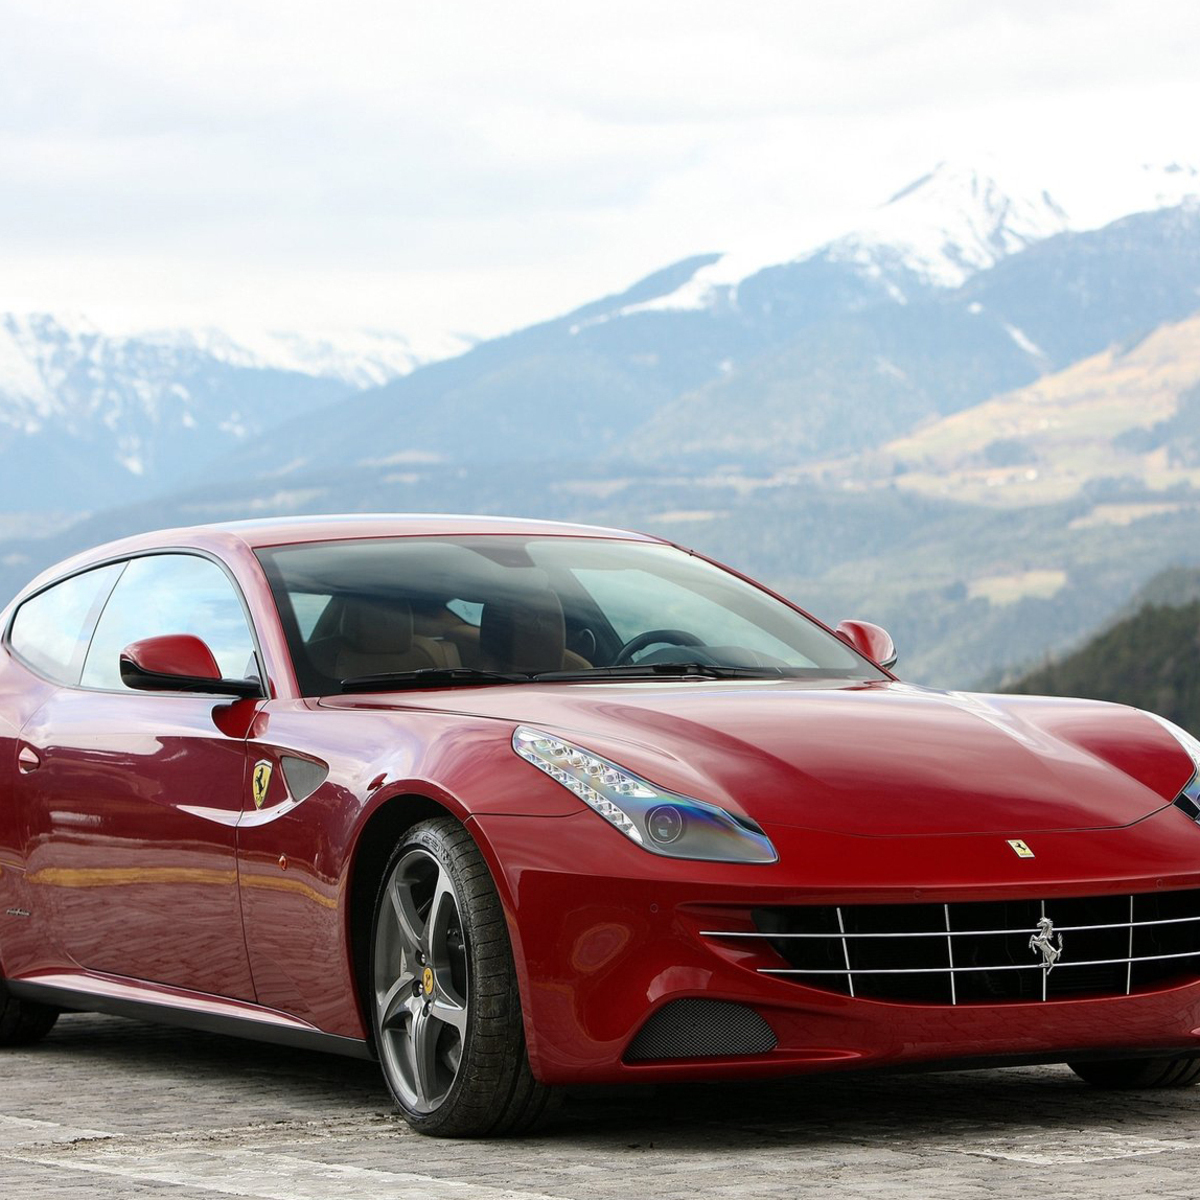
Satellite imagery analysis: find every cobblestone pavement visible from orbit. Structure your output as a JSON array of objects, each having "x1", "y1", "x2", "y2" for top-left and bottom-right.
[{"x1": 3, "y1": 1013, "x2": 1200, "y2": 1198}]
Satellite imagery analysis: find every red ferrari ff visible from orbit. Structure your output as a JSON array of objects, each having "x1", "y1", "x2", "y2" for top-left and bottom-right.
[{"x1": 3, "y1": 514, "x2": 1200, "y2": 1137}]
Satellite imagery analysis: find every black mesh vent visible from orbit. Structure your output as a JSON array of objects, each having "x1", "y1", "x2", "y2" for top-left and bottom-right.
[
  {"x1": 625, "y1": 999, "x2": 777, "y2": 1061},
  {"x1": 1175, "y1": 791, "x2": 1200, "y2": 822},
  {"x1": 742, "y1": 888, "x2": 1200, "y2": 1005}
]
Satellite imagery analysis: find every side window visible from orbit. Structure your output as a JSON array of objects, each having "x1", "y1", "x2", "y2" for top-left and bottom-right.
[
  {"x1": 8, "y1": 563, "x2": 124, "y2": 685},
  {"x1": 290, "y1": 593, "x2": 333, "y2": 640},
  {"x1": 445, "y1": 598, "x2": 483, "y2": 627},
  {"x1": 81, "y1": 555, "x2": 258, "y2": 691}
]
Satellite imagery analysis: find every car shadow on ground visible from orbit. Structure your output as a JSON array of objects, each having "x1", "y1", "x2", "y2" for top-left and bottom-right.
[
  {"x1": 560, "y1": 1069, "x2": 1156, "y2": 1147},
  {"x1": 31, "y1": 1012, "x2": 1197, "y2": 1152}
]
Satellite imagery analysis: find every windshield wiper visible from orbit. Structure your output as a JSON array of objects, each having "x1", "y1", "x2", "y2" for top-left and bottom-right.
[
  {"x1": 340, "y1": 667, "x2": 532, "y2": 692},
  {"x1": 533, "y1": 662, "x2": 792, "y2": 682},
  {"x1": 341, "y1": 662, "x2": 802, "y2": 692}
]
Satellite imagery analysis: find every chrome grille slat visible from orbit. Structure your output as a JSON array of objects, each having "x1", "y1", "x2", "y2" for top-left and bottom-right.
[
  {"x1": 944, "y1": 903, "x2": 956, "y2": 1006},
  {"x1": 759, "y1": 948, "x2": 1200, "y2": 975},
  {"x1": 703, "y1": 889, "x2": 1200, "y2": 1005},
  {"x1": 836, "y1": 906, "x2": 854, "y2": 999},
  {"x1": 1039, "y1": 900, "x2": 1048, "y2": 1001},
  {"x1": 700, "y1": 913, "x2": 1200, "y2": 939},
  {"x1": 1126, "y1": 895, "x2": 1135, "y2": 997}
]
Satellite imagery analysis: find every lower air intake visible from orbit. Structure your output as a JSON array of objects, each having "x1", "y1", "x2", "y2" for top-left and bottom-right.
[{"x1": 624, "y1": 999, "x2": 777, "y2": 1061}]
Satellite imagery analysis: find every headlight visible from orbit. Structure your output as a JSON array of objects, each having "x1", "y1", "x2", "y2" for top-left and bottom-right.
[
  {"x1": 1146, "y1": 713, "x2": 1200, "y2": 820},
  {"x1": 512, "y1": 725, "x2": 777, "y2": 864}
]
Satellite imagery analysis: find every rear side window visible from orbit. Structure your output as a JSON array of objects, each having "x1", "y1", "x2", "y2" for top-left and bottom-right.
[{"x1": 8, "y1": 563, "x2": 124, "y2": 685}]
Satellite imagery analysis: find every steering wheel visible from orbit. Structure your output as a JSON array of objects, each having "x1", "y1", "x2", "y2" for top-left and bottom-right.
[{"x1": 612, "y1": 628, "x2": 704, "y2": 666}]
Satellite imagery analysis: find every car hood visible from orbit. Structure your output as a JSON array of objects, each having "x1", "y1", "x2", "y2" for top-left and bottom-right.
[{"x1": 322, "y1": 679, "x2": 1194, "y2": 836}]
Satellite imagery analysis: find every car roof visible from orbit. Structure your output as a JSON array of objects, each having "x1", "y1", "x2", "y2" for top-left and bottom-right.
[
  {"x1": 205, "y1": 513, "x2": 658, "y2": 549},
  {"x1": 14, "y1": 514, "x2": 665, "y2": 599}
]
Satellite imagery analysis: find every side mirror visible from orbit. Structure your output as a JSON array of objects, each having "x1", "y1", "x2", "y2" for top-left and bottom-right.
[
  {"x1": 835, "y1": 619, "x2": 898, "y2": 672},
  {"x1": 119, "y1": 634, "x2": 262, "y2": 699}
]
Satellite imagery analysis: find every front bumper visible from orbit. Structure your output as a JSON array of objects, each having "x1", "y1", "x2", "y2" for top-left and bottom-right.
[{"x1": 470, "y1": 807, "x2": 1200, "y2": 1085}]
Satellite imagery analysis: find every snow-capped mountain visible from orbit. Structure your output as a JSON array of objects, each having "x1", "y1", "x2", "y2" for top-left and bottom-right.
[
  {"x1": 0, "y1": 316, "x2": 468, "y2": 421},
  {"x1": 601, "y1": 164, "x2": 1066, "y2": 320},
  {"x1": 823, "y1": 164, "x2": 1070, "y2": 290},
  {"x1": 204, "y1": 166, "x2": 1200, "y2": 485},
  {"x1": 0, "y1": 315, "x2": 469, "y2": 510},
  {"x1": 5, "y1": 159, "x2": 1200, "y2": 519},
  {"x1": 610, "y1": 161, "x2": 1198, "y2": 321},
  {"x1": 1055, "y1": 160, "x2": 1200, "y2": 231},
  {"x1": 136, "y1": 325, "x2": 472, "y2": 390}
]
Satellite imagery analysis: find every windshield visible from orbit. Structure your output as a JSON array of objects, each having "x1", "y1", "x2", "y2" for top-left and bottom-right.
[{"x1": 254, "y1": 535, "x2": 885, "y2": 694}]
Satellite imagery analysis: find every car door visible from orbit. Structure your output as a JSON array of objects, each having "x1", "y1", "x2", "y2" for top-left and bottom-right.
[{"x1": 14, "y1": 552, "x2": 262, "y2": 1001}]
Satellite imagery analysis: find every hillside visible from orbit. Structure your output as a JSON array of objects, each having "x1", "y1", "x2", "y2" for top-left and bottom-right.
[
  {"x1": 3, "y1": 450, "x2": 1198, "y2": 693},
  {"x1": 1005, "y1": 600, "x2": 1200, "y2": 732},
  {"x1": 633, "y1": 203, "x2": 1200, "y2": 468},
  {"x1": 817, "y1": 311, "x2": 1200, "y2": 508}
]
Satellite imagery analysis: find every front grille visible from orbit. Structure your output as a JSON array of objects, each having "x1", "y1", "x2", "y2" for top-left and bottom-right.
[{"x1": 701, "y1": 889, "x2": 1200, "y2": 1005}]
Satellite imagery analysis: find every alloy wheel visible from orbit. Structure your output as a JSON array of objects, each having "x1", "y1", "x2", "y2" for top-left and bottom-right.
[{"x1": 373, "y1": 845, "x2": 469, "y2": 1113}]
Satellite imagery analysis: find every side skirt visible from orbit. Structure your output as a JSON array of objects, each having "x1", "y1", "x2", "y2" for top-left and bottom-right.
[{"x1": 8, "y1": 974, "x2": 375, "y2": 1061}]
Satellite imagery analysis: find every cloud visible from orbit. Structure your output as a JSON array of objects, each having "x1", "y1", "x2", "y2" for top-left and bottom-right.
[{"x1": 1, "y1": 1, "x2": 1198, "y2": 338}]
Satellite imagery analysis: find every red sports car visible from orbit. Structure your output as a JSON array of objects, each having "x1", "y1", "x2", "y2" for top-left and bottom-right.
[{"x1": 3, "y1": 514, "x2": 1200, "y2": 1137}]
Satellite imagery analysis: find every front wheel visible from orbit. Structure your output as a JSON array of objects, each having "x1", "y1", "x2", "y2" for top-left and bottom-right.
[
  {"x1": 369, "y1": 817, "x2": 554, "y2": 1137},
  {"x1": 1068, "y1": 1055, "x2": 1200, "y2": 1088}
]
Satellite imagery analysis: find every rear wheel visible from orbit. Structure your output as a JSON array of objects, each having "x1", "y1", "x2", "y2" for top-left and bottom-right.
[
  {"x1": 0, "y1": 975, "x2": 58, "y2": 1046},
  {"x1": 369, "y1": 817, "x2": 554, "y2": 1137},
  {"x1": 1068, "y1": 1055, "x2": 1200, "y2": 1089}
]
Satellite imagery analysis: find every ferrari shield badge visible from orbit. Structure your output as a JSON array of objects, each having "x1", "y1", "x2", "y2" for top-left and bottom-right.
[
  {"x1": 1006, "y1": 838, "x2": 1035, "y2": 858},
  {"x1": 252, "y1": 761, "x2": 273, "y2": 809}
]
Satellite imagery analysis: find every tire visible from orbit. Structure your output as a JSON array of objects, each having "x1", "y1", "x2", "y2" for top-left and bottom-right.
[
  {"x1": 0, "y1": 975, "x2": 58, "y2": 1047},
  {"x1": 1068, "y1": 1055, "x2": 1200, "y2": 1089},
  {"x1": 369, "y1": 817, "x2": 554, "y2": 1137}
]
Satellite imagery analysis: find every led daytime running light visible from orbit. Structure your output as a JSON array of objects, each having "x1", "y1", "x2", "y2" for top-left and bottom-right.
[
  {"x1": 512, "y1": 725, "x2": 777, "y2": 863},
  {"x1": 513, "y1": 728, "x2": 649, "y2": 843}
]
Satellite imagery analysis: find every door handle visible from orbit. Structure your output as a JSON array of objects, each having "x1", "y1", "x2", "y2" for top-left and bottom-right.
[{"x1": 17, "y1": 745, "x2": 42, "y2": 773}]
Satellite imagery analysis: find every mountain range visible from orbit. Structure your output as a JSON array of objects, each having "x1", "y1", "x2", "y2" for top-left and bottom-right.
[
  {"x1": 198, "y1": 162, "x2": 1200, "y2": 481},
  {"x1": 5, "y1": 161, "x2": 1200, "y2": 689},
  {"x1": 0, "y1": 316, "x2": 469, "y2": 512}
]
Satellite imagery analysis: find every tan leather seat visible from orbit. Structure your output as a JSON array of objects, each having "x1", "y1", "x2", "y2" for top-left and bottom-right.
[
  {"x1": 307, "y1": 596, "x2": 460, "y2": 681},
  {"x1": 465, "y1": 588, "x2": 589, "y2": 674}
]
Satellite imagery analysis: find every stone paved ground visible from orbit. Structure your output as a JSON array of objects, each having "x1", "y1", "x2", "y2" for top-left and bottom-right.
[{"x1": 3, "y1": 1013, "x2": 1200, "y2": 1198}]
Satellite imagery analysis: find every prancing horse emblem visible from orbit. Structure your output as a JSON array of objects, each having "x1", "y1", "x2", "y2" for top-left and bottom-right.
[
  {"x1": 252, "y1": 761, "x2": 272, "y2": 810},
  {"x1": 1029, "y1": 916, "x2": 1063, "y2": 972}
]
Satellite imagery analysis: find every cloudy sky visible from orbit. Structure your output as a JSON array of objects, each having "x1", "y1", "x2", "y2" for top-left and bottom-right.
[{"x1": 3, "y1": 1, "x2": 1198, "y2": 348}]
